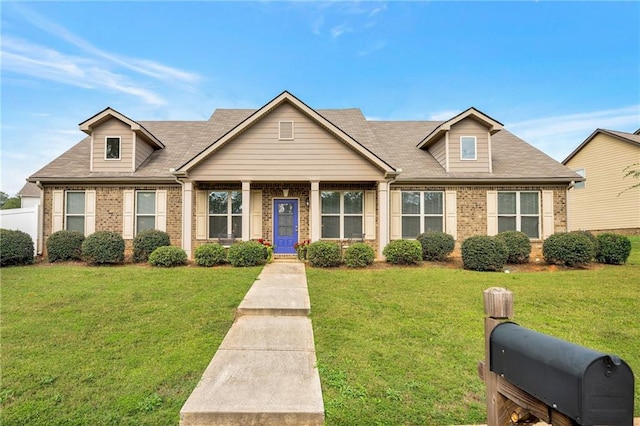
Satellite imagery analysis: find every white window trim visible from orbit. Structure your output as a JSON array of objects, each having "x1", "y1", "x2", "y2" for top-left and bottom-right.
[
  {"x1": 279, "y1": 121, "x2": 294, "y2": 140},
  {"x1": 574, "y1": 168, "x2": 586, "y2": 189},
  {"x1": 400, "y1": 191, "x2": 445, "y2": 239},
  {"x1": 321, "y1": 191, "x2": 364, "y2": 239},
  {"x1": 208, "y1": 190, "x2": 242, "y2": 239},
  {"x1": 460, "y1": 136, "x2": 477, "y2": 160},
  {"x1": 65, "y1": 191, "x2": 85, "y2": 233},
  {"x1": 105, "y1": 136, "x2": 121, "y2": 160},
  {"x1": 135, "y1": 190, "x2": 156, "y2": 235},
  {"x1": 497, "y1": 191, "x2": 541, "y2": 239}
]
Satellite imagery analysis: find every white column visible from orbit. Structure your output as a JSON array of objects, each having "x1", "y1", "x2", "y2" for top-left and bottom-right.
[
  {"x1": 378, "y1": 181, "x2": 389, "y2": 259},
  {"x1": 310, "y1": 181, "x2": 320, "y2": 241},
  {"x1": 242, "y1": 181, "x2": 251, "y2": 241},
  {"x1": 183, "y1": 181, "x2": 193, "y2": 258}
]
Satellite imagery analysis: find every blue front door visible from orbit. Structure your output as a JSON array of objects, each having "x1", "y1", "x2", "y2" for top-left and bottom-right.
[{"x1": 274, "y1": 199, "x2": 298, "y2": 254}]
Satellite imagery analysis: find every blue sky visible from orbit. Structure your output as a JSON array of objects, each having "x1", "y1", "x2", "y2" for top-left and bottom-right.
[{"x1": 1, "y1": 1, "x2": 639, "y2": 196}]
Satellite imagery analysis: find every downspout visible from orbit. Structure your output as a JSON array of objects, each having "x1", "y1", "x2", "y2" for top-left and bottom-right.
[
  {"x1": 171, "y1": 169, "x2": 190, "y2": 258},
  {"x1": 566, "y1": 180, "x2": 576, "y2": 232},
  {"x1": 380, "y1": 168, "x2": 401, "y2": 259},
  {"x1": 35, "y1": 180, "x2": 44, "y2": 255}
]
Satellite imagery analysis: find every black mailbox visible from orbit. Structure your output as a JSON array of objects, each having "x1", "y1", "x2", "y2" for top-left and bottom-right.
[{"x1": 490, "y1": 322, "x2": 634, "y2": 425}]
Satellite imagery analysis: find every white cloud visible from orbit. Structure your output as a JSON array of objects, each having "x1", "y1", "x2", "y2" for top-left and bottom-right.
[{"x1": 427, "y1": 110, "x2": 460, "y2": 121}]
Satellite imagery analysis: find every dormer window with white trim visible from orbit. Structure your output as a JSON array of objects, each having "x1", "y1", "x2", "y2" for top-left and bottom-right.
[
  {"x1": 279, "y1": 121, "x2": 294, "y2": 140},
  {"x1": 460, "y1": 136, "x2": 476, "y2": 160},
  {"x1": 105, "y1": 137, "x2": 121, "y2": 160}
]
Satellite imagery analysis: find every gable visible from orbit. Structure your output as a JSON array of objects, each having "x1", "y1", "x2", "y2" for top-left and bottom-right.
[{"x1": 187, "y1": 103, "x2": 385, "y2": 181}]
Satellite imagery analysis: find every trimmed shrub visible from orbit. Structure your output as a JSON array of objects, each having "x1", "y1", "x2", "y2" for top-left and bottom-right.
[
  {"x1": 133, "y1": 229, "x2": 171, "y2": 263},
  {"x1": 596, "y1": 233, "x2": 632, "y2": 265},
  {"x1": 307, "y1": 241, "x2": 342, "y2": 267},
  {"x1": 47, "y1": 230, "x2": 85, "y2": 262},
  {"x1": 227, "y1": 241, "x2": 266, "y2": 267},
  {"x1": 382, "y1": 240, "x2": 422, "y2": 265},
  {"x1": 494, "y1": 231, "x2": 531, "y2": 264},
  {"x1": 543, "y1": 232, "x2": 593, "y2": 267},
  {"x1": 344, "y1": 243, "x2": 375, "y2": 268},
  {"x1": 194, "y1": 242, "x2": 227, "y2": 266},
  {"x1": 0, "y1": 229, "x2": 34, "y2": 266},
  {"x1": 461, "y1": 236, "x2": 508, "y2": 271},
  {"x1": 571, "y1": 230, "x2": 598, "y2": 261},
  {"x1": 82, "y1": 231, "x2": 125, "y2": 265},
  {"x1": 148, "y1": 246, "x2": 187, "y2": 267},
  {"x1": 416, "y1": 231, "x2": 455, "y2": 261}
]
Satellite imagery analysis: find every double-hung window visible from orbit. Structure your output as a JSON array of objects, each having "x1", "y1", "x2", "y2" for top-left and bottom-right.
[
  {"x1": 321, "y1": 191, "x2": 363, "y2": 239},
  {"x1": 401, "y1": 191, "x2": 444, "y2": 238},
  {"x1": 105, "y1": 137, "x2": 121, "y2": 160},
  {"x1": 136, "y1": 191, "x2": 156, "y2": 234},
  {"x1": 498, "y1": 191, "x2": 540, "y2": 238},
  {"x1": 65, "y1": 191, "x2": 86, "y2": 234},
  {"x1": 208, "y1": 191, "x2": 242, "y2": 238}
]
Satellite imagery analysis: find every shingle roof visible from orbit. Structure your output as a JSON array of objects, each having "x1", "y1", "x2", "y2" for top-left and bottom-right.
[
  {"x1": 29, "y1": 102, "x2": 580, "y2": 184},
  {"x1": 17, "y1": 182, "x2": 41, "y2": 197},
  {"x1": 562, "y1": 128, "x2": 640, "y2": 165}
]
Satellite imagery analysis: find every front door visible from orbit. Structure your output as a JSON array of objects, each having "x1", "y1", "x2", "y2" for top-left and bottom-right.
[{"x1": 273, "y1": 199, "x2": 298, "y2": 254}]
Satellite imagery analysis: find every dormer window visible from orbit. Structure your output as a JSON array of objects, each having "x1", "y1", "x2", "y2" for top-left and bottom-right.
[
  {"x1": 460, "y1": 136, "x2": 476, "y2": 160},
  {"x1": 105, "y1": 137, "x2": 121, "y2": 160}
]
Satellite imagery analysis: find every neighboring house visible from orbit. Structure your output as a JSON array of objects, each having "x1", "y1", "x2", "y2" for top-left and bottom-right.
[
  {"x1": 17, "y1": 182, "x2": 42, "y2": 208},
  {"x1": 562, "y1": 128, "x2": 640, "y2": 233},
  {"x1": 28, "y1": 91, "x2": 581, "y2": 259}
]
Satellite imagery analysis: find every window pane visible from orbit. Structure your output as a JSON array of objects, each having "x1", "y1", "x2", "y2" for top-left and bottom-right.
[
  {"x1": 344, "y1": 216, "x2": 363, "y2": 237},
  {"x1": 424, "y1": 216, "x2": 443, "y2": 233},
  {"x1": 209, "y1": 216, "x2": 227, "y2": 238},
  {"x1": 402, "y1": 217, "x2": 420, "y2": 239},
  {"x1": 423, "y1": 192, "x2": 443, "y2": 214},
  {"x1": 321, "y1": 216, "x2": 340, "y2": 238},
  {"x1": 343, "y1": 192, "x2": 363, "y2": 214},
  {"x1": 137, "y1": 192, "x2": 156, "y2": 215},
  {"x1": 321, "y1": 192, "x2": 340, "y2": 214},
  {"x1": 231, "y1": 216, "x2": 242, "y2": 237},
  {"x1": 498, "y1": 216, "x2": 516, "y2": 233},
  {"x1": 67, "y1": 192, "x2": 85, "y2": 215},
  {"x1": 137, "y1": 216, "x2": 155, "y2": 233},
  {"x1": 521, "y1": 217, "x2": 539, "y2": 239},
  {"x1": 402, "y1": 192, "x2": 420, "y2": 214},
  {"x1": 520, "y1": 192, "x2": 539, "y2": 215},
  {"x1": 66, "y1": 216, "x2": 84, "y2": 234},
  {"x1": 498, "y1": 192, "x2": 516, "y2": 214},
  {"x1": 231, "y1": 191, "x2": 242, "y2": 214},
  {"x1": 461, "y1": 137, "x2": 476, "y2": 159},
  {"x1": 209, "y1": 192, "x2": 228, "y2": 214},
  {"x1": 106, "y1": 137, "x2": 120, "y2": 159}
]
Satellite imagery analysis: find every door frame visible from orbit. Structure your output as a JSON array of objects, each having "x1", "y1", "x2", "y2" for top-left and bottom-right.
[{"x1": 272, "y1": 198, "x2": 299, "y2": 254}]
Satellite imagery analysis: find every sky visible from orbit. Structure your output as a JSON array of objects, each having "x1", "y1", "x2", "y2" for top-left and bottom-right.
[{"x1": 1, "y1": 1, "x2": 639, "y2": 196}]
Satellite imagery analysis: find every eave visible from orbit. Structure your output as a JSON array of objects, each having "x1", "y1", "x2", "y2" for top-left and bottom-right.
[
  {"x1": 79, "y1": 107, "x2": 165, "y2": 149},
  {"x1": 417, "y1": 107, "x2": 504, "y2": 149}
]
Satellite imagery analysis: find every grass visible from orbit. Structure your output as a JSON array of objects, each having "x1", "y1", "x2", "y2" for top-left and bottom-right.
[
  {"x1": 307, "y1": 237, "x2": 640, "y2": 425},
  {"x1": 1, "y1": 238, "x2": 638, "y2": 425},
  {"x1": 0, "y1": 265, "x2": 261, "y2": 426}
]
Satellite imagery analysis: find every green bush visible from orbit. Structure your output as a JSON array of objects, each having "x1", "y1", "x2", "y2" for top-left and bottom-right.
[
  {"x1": 194, "y1": 243, "x2": 227, "y2": 266},
  {"x1": 494, "y1": 231, "x2": 531, "y2": 264},
  {"x1": 461, "y1": 236, "x2": 508, "y2": 271},
  {"x1": 0, "y1": 229, "x2": 34, "y2": 266},
  {"x1": 382, "y1": 240, "x2": 422, "y2": 265},
  {"x1": 47, "y1": 230, "x2": 85, "y2": 262},
  {"x1": 416, "y1": 231, "x2": 455, "y2": 261},
  {"x1": 148, "y1": 246, "x2": 187, "y2": 267},
  {"x1": 571, "y1": 230, "x2": 598, "y2": 261},
  {"x1": 307, "y1": 241, "x2": 342, "y2": 267},
  {"x1": 81, "y1": 231, "x2": 125, "y2": 265},
  {"x1": 543, "y1": 232, "x2": 593, "y2": 267},
  {"x1": 227, "y1": 241, "x2": 266, "y2": 267},
  {"x1": 596, "y1": 233, "x2": 632, "y2": 265},
  {"x1": 133, "y1": 229, "x2": 171, "y2": 263},
  {"x1": 343, "y1": 242, "x2": 375, "y2": 268}
]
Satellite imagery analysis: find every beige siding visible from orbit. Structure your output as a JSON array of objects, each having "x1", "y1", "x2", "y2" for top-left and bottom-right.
[
  {"x1": 566, "y1": 134, "x2": 640, "y2": 230},
  {"x1": 135, "y1": 139, "x2": 155, "y2": 169},
  {"x1": 92, "y1": 118, "x2": 133, "y2": 172},
  {"x1": 447, "y1": 118, "x2": 490, "y2": 173},
  {"x1": 429, "y1": 136, "x2": 447, "y2": 170},
  {"x1": 189, "y1": 103, "x2": 384, "y2": 181}
]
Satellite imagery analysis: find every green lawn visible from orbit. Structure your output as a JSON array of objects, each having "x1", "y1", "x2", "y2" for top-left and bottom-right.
[{"x1": 1, "y1": 239, "x2": 638, "y2": 425}]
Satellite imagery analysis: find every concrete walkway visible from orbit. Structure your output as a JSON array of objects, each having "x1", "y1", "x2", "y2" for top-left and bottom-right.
[{"x1": 180, "y1": 262, "x2": 324, "y2": 426}]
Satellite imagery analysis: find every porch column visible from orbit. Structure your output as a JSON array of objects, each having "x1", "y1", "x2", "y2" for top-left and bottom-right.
[
  {"x1": 310, "y1": 181, "x2": 320, "y2": 242},
  {"x1": 242, "y1": 181, "x2": 251, "y2": 241},
  {"x1": 183, "y1": 181, "x2": 193, "y2": 258},
  {"x1": 378, "y1": 181, "x2": 389, "y2": 259}
]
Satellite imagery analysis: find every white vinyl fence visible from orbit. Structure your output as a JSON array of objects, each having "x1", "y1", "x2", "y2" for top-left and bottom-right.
[{"x1": 0, "y1": 206, "x2": 41, "y2": 254}]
